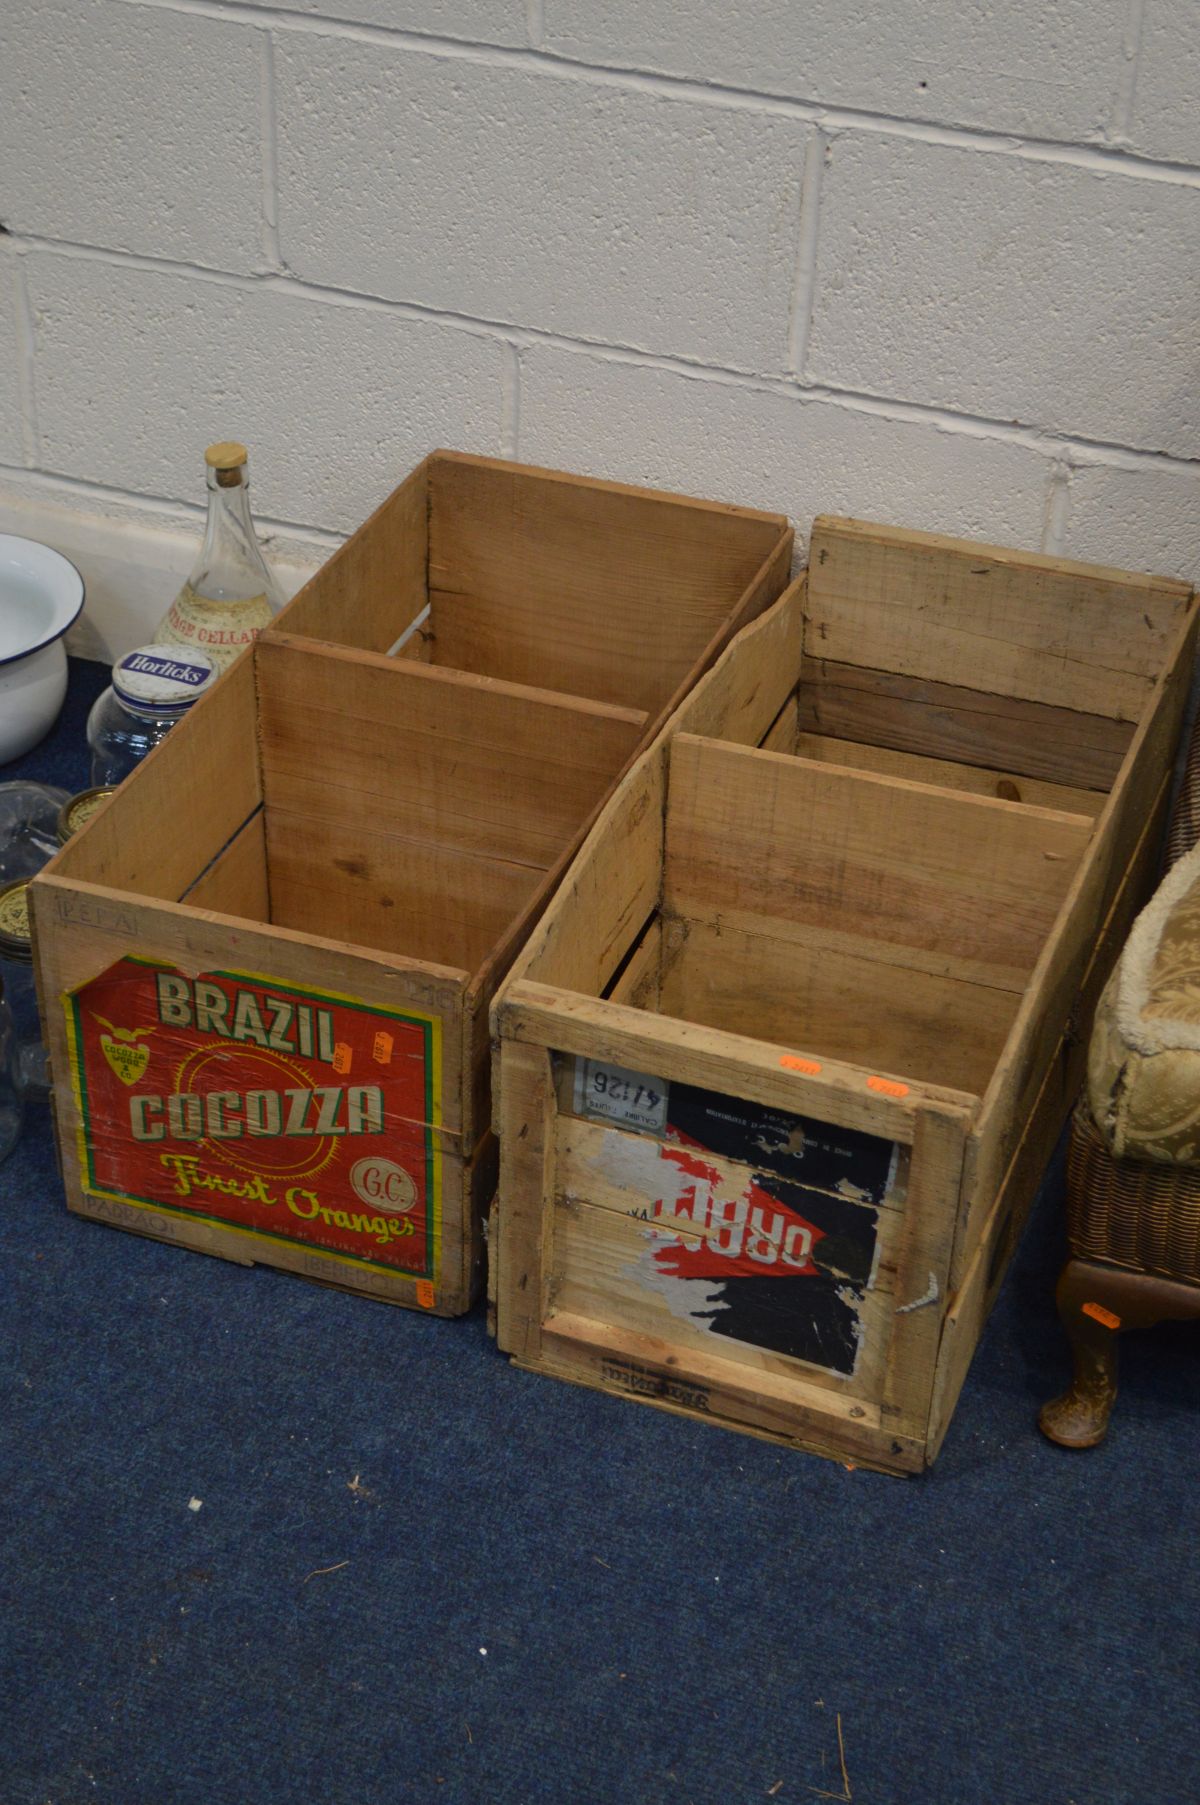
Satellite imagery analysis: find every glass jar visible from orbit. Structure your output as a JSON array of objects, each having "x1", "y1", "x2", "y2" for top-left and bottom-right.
[
  {"x1": 0, "y1": 878, "x2": 47, "y2": 1096},
  {"x1": 155, "y1": 442, "x2": 284, "y2": 671},
  {"x1": 0, "y1": 977, "x2": 22, "y2": 1164},
  {"x1": 87, "y1": 645, "x2": 216, "y2": 788},
  {"x1": 56, "y1": 787, "x2": 117, "y2": 846},
  {"x1": 0, "y1": 781, "x2": 72, "y2": 883}
]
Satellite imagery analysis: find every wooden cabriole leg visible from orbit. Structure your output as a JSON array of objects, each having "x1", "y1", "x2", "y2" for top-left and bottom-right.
[
  {"x1": 1039, "y1": 1258, "x2": 1122, "y2": 1448},
  {"x1": 1039, "y1": 1256, "x2": 1200, "y2": 1448}
]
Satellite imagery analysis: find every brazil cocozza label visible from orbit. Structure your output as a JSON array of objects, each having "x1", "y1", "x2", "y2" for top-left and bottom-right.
[{"x1": 64, "y1": 957, "x2": 441, "y2": 1281}]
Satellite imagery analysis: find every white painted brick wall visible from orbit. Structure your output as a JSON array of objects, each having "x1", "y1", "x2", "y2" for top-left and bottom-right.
[
  {"x1": 275, "y1": 37, "x2": 808, "y2": 369},
  {"x1": 236, "y1": 0, "x2": 527, "y2": 45},
  {"x1": 25, "y1": 254, "x2": 507, "y2": 534},
  {"x1": 1128, "y1": 0, "x2": 1200, "y2": 165},
  {"x1": 1061, "y1": 463, "x2": 1200, "y2": 574},
  {"x1": 0, "y1": 0, "x2": 1197, "y2": 597},
  {"x1": 542, "y1": 0, "x2": 1131, "y2": 144},
  {"x1": 519, "y1": 347, "x2": 1051, "y2": 550},
  {"x1": 808, "y1": 134, "x2": 1200, "y2": 458},
  {"x1": 0, "y1": 252, "x2": 26, "y2": 467},
  {"x1": 0, "y1": 1, "x2": 264, "y2": 269}
]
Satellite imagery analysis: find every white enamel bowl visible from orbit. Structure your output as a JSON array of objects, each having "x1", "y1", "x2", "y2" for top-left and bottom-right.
[{"x1": 0, "y1": 535, "x2": 85, "y2": 764}]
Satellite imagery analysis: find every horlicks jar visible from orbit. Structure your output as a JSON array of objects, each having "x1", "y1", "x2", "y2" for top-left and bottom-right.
[{"x1": 87, "y1": 645, "x2": 217, "y2": 787}]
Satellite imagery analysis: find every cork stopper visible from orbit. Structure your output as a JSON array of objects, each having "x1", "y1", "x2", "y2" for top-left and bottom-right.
[
  {"x1": 205, "y1": 441, "x2": 248, "y2": 470},
  {"x1": 205, "y1": 441, "x2": 249, "y2": 486}
]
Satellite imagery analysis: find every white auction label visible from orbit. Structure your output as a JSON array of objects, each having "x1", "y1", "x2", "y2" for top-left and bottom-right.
[{"x1": 574, "y1": 1058, "x2": 669, "y2": 1134}]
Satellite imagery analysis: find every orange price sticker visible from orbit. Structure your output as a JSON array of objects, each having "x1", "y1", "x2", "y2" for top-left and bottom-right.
[
  {"x1": 867, "y1": 1075, "x2": 909, "y2": 1098},
  {"x1": 1082, "y1": 1300, "x2": 1121, "y2": 1330},
  {"x1": 372, "y1": 1031, "x2": 394, "y2": 1066},
  {"x1": 780, "y1": 1054, "x2": 823, "y2": 1076},
  {"x1": 332, "y1": 1042, "x2": 353, "y2": 1076},
  {"x1": 416, "y1": 1279, "x2": 435, "y2": 1310}
]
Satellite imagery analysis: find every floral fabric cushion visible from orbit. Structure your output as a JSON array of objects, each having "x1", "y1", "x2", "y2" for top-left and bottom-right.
[{"x1": 1088, "y1": 840, "x2": 1200, "y2": 1163}]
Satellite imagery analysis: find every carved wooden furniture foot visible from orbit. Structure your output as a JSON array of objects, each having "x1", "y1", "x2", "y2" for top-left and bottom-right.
[{"x1": 1039, "y1": 1256, "x2": 1200, "y2": 1448}]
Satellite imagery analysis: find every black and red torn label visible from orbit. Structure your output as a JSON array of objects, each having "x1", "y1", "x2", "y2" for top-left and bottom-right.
[{"x1": 571, "y1": 1060, "x2": 901, "y2": 1377}]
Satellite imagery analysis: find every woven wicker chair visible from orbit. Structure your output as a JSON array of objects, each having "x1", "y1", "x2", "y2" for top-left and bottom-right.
[{"x1": 1039, "y1": 717, "x2": 1200, "y2": 1449}]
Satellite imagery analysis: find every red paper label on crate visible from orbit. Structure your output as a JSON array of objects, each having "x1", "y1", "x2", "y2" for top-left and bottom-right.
[
  {"x1": 572, "y1": 1059, "x2": 903, "y2": 1378},
  {"x1": 63, "y1": 957, "x2": 442, "y2": 1281}
]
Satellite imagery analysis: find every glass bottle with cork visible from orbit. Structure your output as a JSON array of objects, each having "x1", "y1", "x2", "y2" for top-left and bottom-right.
[{"x1": 155, "y1": 442, "x2": 283, "y2": 671}]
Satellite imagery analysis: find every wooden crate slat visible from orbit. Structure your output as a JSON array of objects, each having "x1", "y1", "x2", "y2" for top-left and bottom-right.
[
  {"x1": 793, "y1": 731, "x2": 1106, "y2": 819},
  {"x1": 667, "y1": 573, "x2": 808, "y2": 747},
  {"x1": 266, "y1": 809, "x2": 545, "y2": 978},
  {"x1": 798, "y1": 658, "x2": 1134, "y2": 792},
  {"x1": 658, "y1": 914, "x2": 1020, "y2": 1095},
  {"x1": 880, "y1": 1105, "x2": 972, "y2": 1444},
  {"x1": 427, "y1": 452, "x2": 790, "y2": 714},
  {"x1": 664, "y1": 734, "x2": 1094, "y2": 993},
  {"x1": 257, "y1": 634, "x2": 648, "y2": 872},
  {"x1": 271, "y1": 457, "x2": 429, "y2": 655},
  {"x1": 530, "y1": 1315, "x2": 927, "y2": 1472},
  {"x1": 501, "y1": 748, "x2": 667, "y2": 1002},
  {"x1": 51, "y1": 649, "x2": 263, "y2": 903},
  {"x1": 493, "y1": 1039, "x2": 557, "y2": 1362},
  {"x1": 808, "y1": 515, "x2": 1191, "y2": 718},
  {"x1": 180, "y1": 809, "x2": 269, "y2": 918},
  {"x1": 499, "y1": 979, "x2": 973, "y2": 1138}
]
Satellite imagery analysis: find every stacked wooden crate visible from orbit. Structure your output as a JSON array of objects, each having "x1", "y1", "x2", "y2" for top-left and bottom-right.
[
  {"x1": 489, "y1": 517, "x2": 1198, "y2": 1469},
  {"x1": 31, "y1": 453, "x2": 792, "y2": 1315}
]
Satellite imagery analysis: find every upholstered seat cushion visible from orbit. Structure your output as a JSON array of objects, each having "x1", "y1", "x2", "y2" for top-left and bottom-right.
[{"x1": 1088, "y1": 840, "x2": 1200, "y2": 1162}]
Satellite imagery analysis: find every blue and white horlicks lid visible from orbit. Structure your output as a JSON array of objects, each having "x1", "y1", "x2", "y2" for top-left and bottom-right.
[{"x1": 112, "y1": 645, "x2": 217, "y2": 717}]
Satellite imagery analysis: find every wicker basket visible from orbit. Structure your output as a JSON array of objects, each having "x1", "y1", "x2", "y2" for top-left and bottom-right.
[
  {"x1": 1067, "y1": 1099, "x2": 1200, "y2": 1285},
  {"x1": 1166, "y1": 702, "x2": 1200, "y2": 868}
]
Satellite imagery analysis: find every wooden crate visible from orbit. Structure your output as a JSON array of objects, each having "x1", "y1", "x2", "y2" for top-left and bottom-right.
[
  {"x1": 31, "y1": 453, "x2": 792, "y2": 1315},
  {"x1": 490, "y1": 517, "x2": 1198, "y2": 1469}
]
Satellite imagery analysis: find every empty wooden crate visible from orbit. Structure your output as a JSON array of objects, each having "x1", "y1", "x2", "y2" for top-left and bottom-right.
[
  {"x1": 31, "y1": 454, "x2": 792, "y2": 1314},
  {"x1": 490, "y1": 517, "x2": 1198, "y2": 1469}
]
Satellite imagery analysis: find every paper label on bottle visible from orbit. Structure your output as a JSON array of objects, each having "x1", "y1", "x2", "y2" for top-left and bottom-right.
[
  {"x1": 113, "y1": 646, "x2": 216, "y2": 712},
  {"x1": 158, "y1": 586, "x2": 275, "y2": 671},
  {"x1": 63, "y1": 957, "x2": 443, "y2": 1283}
]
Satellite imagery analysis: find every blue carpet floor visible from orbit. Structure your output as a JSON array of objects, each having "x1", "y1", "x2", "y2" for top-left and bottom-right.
[{"x1": 2, "y1": 660, "x2": 1198, "y2": 1805}]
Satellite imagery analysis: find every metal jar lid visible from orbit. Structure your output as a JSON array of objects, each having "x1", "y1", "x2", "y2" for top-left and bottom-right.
[
  {"x1": 0, "y1": 878, "x2": 34, "y2": 963},
  {"x1": 111, "y1": 645, "x2": 217, "y2": 718},
  {"x1": 57, "y1": 787, "x2": 117, "y2": 845}
]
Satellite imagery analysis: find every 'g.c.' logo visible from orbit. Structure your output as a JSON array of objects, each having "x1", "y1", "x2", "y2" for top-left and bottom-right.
[{"x1": 350, "y1": 1157, "x2": 417, "y2": 1214}]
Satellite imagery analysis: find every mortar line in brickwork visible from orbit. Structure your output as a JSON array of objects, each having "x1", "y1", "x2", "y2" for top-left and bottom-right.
[
  {"x1": 1107, "y1": 0, "x2": 1147, "y2": 145},
  {"x1": 786, "y1": 131, "x2": 825, "y2": 379},
  {"x1": 500, "y1": 343, "x2": 521, "y2": 460},
  {"x1": 12, "y1": 233, "x2": 1200, "y2": 481},
  {"x1": 9, "y1": 256, "x2": 41, "y2": 468},
  {"x1": 259, "y1": 29, "x2": 284, "y2": 271},
  {"x1": 798, "y1": 378, "x2": 1199, "y2": 475},
  {"x1": 0, "y1": 461, "x2": 347, "y2": 549},
  {"x1": 119, "y1": 0, "x2": 1200, "y2": 189},
  {"x1": 1041, "y1": 462, "x2": 1073, "y2": 557}
]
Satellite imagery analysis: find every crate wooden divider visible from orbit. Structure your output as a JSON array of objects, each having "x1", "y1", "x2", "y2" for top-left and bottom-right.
[
  {"x1": 491, "y1": 516, "x2": 1198, "y2": 1470},
  {"x1": 32, "y1": 453, "x2": 792, "y2": 1314}
]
